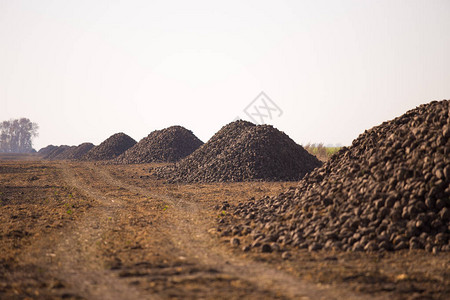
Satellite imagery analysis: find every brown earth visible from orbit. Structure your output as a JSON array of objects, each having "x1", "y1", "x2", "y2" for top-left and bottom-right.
[{"x1": 0, "y1": 154, "x2": 448, "y2": 299}]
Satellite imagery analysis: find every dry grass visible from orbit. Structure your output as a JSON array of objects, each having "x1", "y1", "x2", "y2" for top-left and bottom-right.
[{"x1": 303, "y1": 143, "x2": 341, "y2": 162}]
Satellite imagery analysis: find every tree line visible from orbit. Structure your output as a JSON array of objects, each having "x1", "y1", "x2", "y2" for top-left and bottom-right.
[{"x1": 0, "y1": 118, "x2": 39, "y2": 153}]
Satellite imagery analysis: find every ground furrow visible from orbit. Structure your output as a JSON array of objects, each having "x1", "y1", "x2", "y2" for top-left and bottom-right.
[{"x1": 47, "y1": 163, "x2": 151, "y2": 300}]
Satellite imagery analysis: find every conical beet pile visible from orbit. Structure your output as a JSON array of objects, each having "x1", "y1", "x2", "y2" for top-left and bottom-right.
[
  {"x1": 155, "y1": 120, "x2": 322, "y2": 182},
  {"x1": 219, "y1": 100, "x2": 450, "y2": 253},
  {"x1": 55, "y1": 143, "x2": 95, "y2": 160},
  {"x1": 114, "y1": 126, "x2": 203, "y2": 164},
  {"x1": 38, "y1": 145, "x2": 58, "y2": 157},
  {"x1": 82, "y1": 133, "x2": 136, "y2": 161},
  {"x1": 42, "y1": 145, "x2": 71, "y2": 160},
  {"x1": 51, "y1": 146, "x2": 76, "y2": 160}
]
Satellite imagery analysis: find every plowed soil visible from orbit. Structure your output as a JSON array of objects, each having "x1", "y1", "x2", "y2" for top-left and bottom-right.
[{"x1": 1, "y1": 154, "x2": 448, "y2": 299}]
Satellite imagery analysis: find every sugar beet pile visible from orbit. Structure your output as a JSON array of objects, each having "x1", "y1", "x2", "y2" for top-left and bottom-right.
[
  {"x1": 114, "y1": 126, "x2": 203, "y2": 164},
  {"x1": 219, "y1": 100, "x2": 450, "y2": 253},
  {"x1": 37, "y1": 145, "x2": 58, "y2": 158},
  {"x1": 38, "y1": 143, "x2": 94, "y2": 160},
  {"x1": 41, "y1": 145, "x2": 71, "y2": 160},
  {"x1": 82, "y1": 133, "x2": 136, "y2": 161},
  {"x1": 155, "y1": 120, "x2": 322, "y2": 183},
  {"x1": 56, "y1": 143, "x2": 95, "y2": 160}
]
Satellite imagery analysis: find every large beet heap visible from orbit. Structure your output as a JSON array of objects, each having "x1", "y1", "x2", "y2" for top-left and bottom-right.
[
  {"x1": 155, "y1": 120, "x2": 322, "y2": 182},
  {"x1": 114, "y1": 126, "x2": 203, "y2": 164},
  {"x1": 38, "y1": 143, "x2": 95, "y2": 160},
  {"x1": 38, "y1": 145, "x2": 58, "y2": 157},
  {"x1": 56, "y1": 143, "x2": 95, "y2": 160},
  {"x1": 219, "y1": 100, "x2": 450, "y2": 253},
  {"x1": 82, "y1": 133, "x2": 136, "y2": 161},
  {"x1": 42, "y1": 145, "x2": 71, "y2": 160}
]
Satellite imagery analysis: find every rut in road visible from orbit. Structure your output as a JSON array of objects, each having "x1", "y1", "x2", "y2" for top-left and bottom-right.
[
  {"x1": 93, "y1": 164, "x2": 384, "y2": 300},
  {"x1": 51, "y1": 163, "x2": 279, "y2": 299},
  {"x1": 56, "y1": 163, "x2": 284, "y2": 299},
  {"x1": 21, "y1": 163, "x2": 152, "y2": 300}
]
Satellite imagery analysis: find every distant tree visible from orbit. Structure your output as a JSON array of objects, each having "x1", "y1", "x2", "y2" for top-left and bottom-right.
[{"x1": 0, "y1": 118, "x2": 39, "y2": 153}]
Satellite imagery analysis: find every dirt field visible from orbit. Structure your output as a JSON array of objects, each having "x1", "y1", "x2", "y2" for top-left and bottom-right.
[{"x1": 0, "y1": 154, "x2": 448, "y2": 299}]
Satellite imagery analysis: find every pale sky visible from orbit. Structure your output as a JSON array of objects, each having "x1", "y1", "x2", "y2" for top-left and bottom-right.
[{"x1": 1, "y1": 0, "x2": 449, "y2": 150}]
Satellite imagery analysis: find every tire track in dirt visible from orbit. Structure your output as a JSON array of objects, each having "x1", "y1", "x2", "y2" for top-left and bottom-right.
[
  {"x1": 57, "y1": 163, "x2": 279, "y2": 299},
  {"x1": 93, "y1": 165, "x2": 384, "y2": 300},
  {"x1": 37, "y1": 162, "x2": 153, "y2": 300}
]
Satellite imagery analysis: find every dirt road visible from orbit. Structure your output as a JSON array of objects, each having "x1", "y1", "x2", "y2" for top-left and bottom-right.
[{"x1": 1, "y1": 157, "x2": 448, "y2": 299}]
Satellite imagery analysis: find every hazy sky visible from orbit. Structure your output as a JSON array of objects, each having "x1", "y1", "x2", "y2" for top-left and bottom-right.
[{"x1": 1, "y1": 0, "x2": 449, "y2": 150}]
